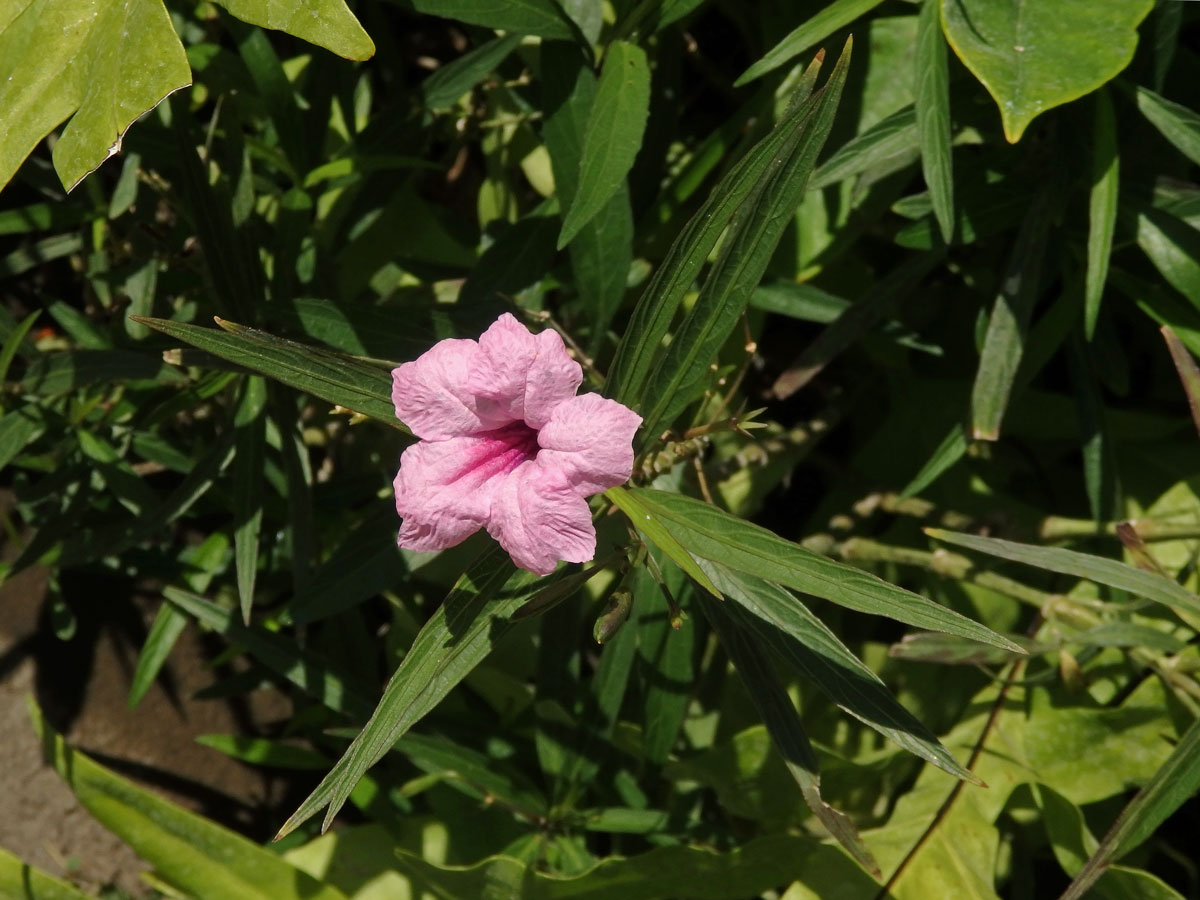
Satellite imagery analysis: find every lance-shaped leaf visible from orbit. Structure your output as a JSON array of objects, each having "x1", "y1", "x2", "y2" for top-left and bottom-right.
[
  {"x1": 637, "y1": 39, "x2": 850, "y2": 441},
  {"x1": 915, "y1": 0, "x2": 954, "y2": 243},
  {"x1": 605, "y1": 50, "x2": 827, "y2": 408},
  {"x1": 1135, "y1": 85, "x2": 1200, "y2": 168},
  {"x1": 941, "y1": 0, "x2": 1154, "y2": 143},
  {"x1": 411, "y1": 0, "x2": 581, "y2": 41},
  {"x1": 278, "y1": 548, "x2": 549, "y2": 837},
  {"x1": 735, "y1": 0, "x2": 882, "y2": 86},
  {"x1": 133, "y1": 316, "x2": 401, "y2": 428},
  {"x1": 0, "y1": 845, "x2": 94, "y2": 899},
  {"x1": 557, "y1": 41, "x2": 649, "y2": 249},
  {"x1": 606, "y1": 485, "x2": 720, "y2": 597},
  {"x1": 925, "y1": 528, "x2": 1200, "y2": 619},
  {"x1": 233, "y1": 376, "x2": 267, "y2": 623},
  {"x1": 1085, "y1": 89, "x2": 1119, "y2": 339},
  {"x1": 808, "y1": 105, "x2": 917, "y2": 192},
  {"x1": 1161, "y1": 325, "x2": 1200, "y2": 440},
  {"x1": 631, "y1": 488, "x2": 1021, "y2": 651}
]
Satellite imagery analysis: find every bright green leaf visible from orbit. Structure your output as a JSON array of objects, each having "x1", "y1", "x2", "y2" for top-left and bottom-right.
[
  {"x1": 0, "y1": 846, "x2": 92, "y2": 900},
  {"x1": 212, "y1": 0, "x2": 373, "y2": 59}
]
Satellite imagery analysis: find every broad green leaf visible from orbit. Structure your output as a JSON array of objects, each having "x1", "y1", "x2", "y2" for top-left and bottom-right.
[
  {"x1": 1085, "y1": 89, "x2": 1119, "y2": 339},
  {"x1": 223, "y1": 0, "x2": 373, "y2": 58},
  {"x1": 969, "y1": 191, "x2": 1054, "y2": 439},
  {"x1": 133, "y1": 316, "x2": 402, "y2": 428},
  {"x1": 1061, "y1": 714, "x2": 1200, "y2": 900},
  {"x1": 410, "y1": 0, "x2": 580, "y2": 41},
  {"x1": 233, "y1": 375, "x2": 267, "y2": 623},
  {"x1": 638, "y1": 40, "x2": 850, "y2": 439},
  {"x1": 395, "y1": 833, "x2": 849, "y2": 900},
  {"x1": 423, "y1": 34, "x2": 522, "y2": 109},
  {"x1": 1161, "y1": 325, "x2": 1200, "y2": 439},
  {"x1": 1136, "y1": 85, "x2": 1200, "y2": 168},
  {"x1": 557, "y1": 41, "x2": 649, "y2": 249},
  {"x1": 605, "y1": 485, "x2": 720, "y2": 597},
  {"x1": 631, "y1": 488, "x2": 1021, "y2": 651},
  {"x1": 915, "y1": 0, "x2": 953, "y2": 243},
  {"x1": 699, "y1": 562, "x2": 980, "y2": 784},
  {"x1": 941, "y1": 0, "x2": 1154, "y2": 142},
  {"x1": 699, "y1": 591, "x2": 880, "y2": 875},
  {"x1": 279, "y1": 548, "x2": 546, "y2": 837},
  {"x1": 735, "y1": 0, "x2": 882, "y2": 86},
  {"x1": 605, "y1": 51, "x2": 826, "y2": 407},
  {"x1": 925, "y1": 528, "x2": 1200, "y2": 619},
  {"x1": 0, "y1": 0, "x2": 191, "y2": 193},
  {"x1": 0, "y1": 846, "x2": 92, "y2": 900},
  {"x1": 807, "y1": 105, "x2": 917, "y2": 192},
  {"x1": 28, "y1": 700, "x2": 352, "y2": 900}
]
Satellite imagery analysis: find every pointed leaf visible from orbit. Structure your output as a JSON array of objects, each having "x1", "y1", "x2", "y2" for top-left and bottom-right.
[
  {"x1": 916, "y1": 0, "x2": 954, "y2": 243},
  {"x1": 411, "y1": 0, "x2": 581, "y2": 41},
  {"x1": 734, "y1": 0, "x2": 883, "y2": 86},
  {"x1": 1136, "y1": 84, "x2": 1200, "y2": 168},
  {"x1": 233, "y1": 376, "x2": 267, "y2": 623},
  {"x1": 605, "y1": 486, "x2": 720, "y2": 598},
  {"x1": 1161, "y1": 325, "x2": 1200, "y2": 440}
]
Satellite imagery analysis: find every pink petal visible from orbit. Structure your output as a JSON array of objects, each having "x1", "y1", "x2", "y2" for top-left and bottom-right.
[
  {"x1": 486, "y1": 461, "x2": 596, "y2": 575},
  {"x1": 536, "y1": 393, "x2": 643, "y2": 496},
  {"x1": 392, "y1": 339, "x2": 509, "y2": 441},
  {"x1": 468, "y1": 313, "x2": 582, "y2": 429},
  {"x1": 394, "y1": 424, "x2": 540, "y2": 551}
]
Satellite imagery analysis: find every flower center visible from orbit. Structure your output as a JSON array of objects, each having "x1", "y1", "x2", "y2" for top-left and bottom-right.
[{"x1": 451, "y1": 420, "x2": 540, "y2": 489}]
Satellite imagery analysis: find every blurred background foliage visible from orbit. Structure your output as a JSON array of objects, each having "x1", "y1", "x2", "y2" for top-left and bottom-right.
[{"x1": 3, "y1": 0, "x2": 1200, "y2": 897}]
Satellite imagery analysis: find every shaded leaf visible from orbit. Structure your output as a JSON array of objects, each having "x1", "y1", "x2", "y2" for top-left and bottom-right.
[
  {"x1": 735, "y1": 0, "x2": 883, "y2": 86},
  {"x1": 915, "y1": 0, "x2": 953, "y2": 243},
  {"x1": 1085, "y1": 89, "x2": 1119, "y2": 339}
]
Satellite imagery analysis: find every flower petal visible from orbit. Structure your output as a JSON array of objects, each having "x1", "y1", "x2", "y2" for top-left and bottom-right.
[
  {"x1": 487, "y1": 461, "x2": 596, "y2": 575},
  {"x1": 392, "y1": 339, "x2": 509, "y2": 440},
  {"x1": 394, "y1": 425, "x2": 538, "y2": 551},
  {"x1": 468, "y1": 313, "x2": 582, "y2": 429},
  {"x1": 537, "y1": 393, "x2": 643, "y2": 495}
]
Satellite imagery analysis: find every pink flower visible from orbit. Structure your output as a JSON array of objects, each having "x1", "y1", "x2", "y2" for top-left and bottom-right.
[{"x1": 391, "y1": 313, "x2": 642, "y2": 575}]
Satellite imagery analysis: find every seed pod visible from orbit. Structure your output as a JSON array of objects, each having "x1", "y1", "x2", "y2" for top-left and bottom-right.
[{"x1": 593, "y1": 590, "x2": 633, "y2": 644}]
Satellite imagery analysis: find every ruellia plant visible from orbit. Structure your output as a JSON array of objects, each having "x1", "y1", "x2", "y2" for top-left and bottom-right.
[{"x1": 3, "y1": 1, "x2": 1200, "y2": 898}]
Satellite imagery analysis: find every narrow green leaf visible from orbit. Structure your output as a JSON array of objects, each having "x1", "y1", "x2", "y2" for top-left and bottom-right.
[
  {"x1": 1161, "y1": 325, "x2": 1200, "y2": 440},
  {"x1": 771, "y1": 250, "x2": 941, "y2": 400},
  {"x1": 915, "y1": 0, "x2": 954, "y2": 243},
  {"x1": 410, "y1": 0, "x2": 581, "y2": 41},
  {"x1": 0, "y1": 203, "x2": 92, "y2": 235},
  {"x1": 1061, "y1": 715, "x2": 1200, "y2": 900},
  {"x1": 969, "y1": 190, "x2": 1054, "y2": 440},
  {"x1": 459, "y1": 209, "x2": 560, "y2": 306},
  {"x1": 423, "y1": 34, "x2": 522, "y2": 109},
  {"x1": 1136, "y1": 84, "x2": 1200, "y2": 168},
  {"x1": 0, "y1": 406, "x2": 45, "y2": 472},
  {"x1": 0, "y1": 845, "x2": 93, "y2": 900},
  {"x1": 925, "y1": 528, "x2": 1200, "y2": 619},
  {"x1": 196, "y1": 734, "x2": 327, "y2": 769},
  {"x1": 133, "y1": 316, "x2": 402, "y2": 428},
  {"x1": 638, "y1": 40, "x2": 851, "y2": 440},
  {"x1": 233, "y1": 376, "x2": 267, "y2": 624},
  {"x1": 1085, "y1": 89, "x2": 1119, "y2": 339},
  {"x1": 28, "y1": 700, "x2": 351, "y2": 900},
  {"x1": 128, "y1": 603, "x2": 189, "y2": 708},
  {"x1": 635, "y1": 563, "x2": 696, "y2": 764},
  {"x1": 20, "y1": 349, "x2": 185, "y2": 395},
  {"x1": 605, "y1": 51, "x2": 827, "y2": 407},
  {"x1": 698, "y1": 590, "x2": 880, "y2": 876},
  {"x1": 605, "y1": 486, "x2": 721, "y2": 598},
  {"x1": 393, "y1": 732, "x2": 549, "y2": 817},
  {"x1": 46, "y1": 300, "x2": 110, "y2": 349},
  {"x1": 278, "y1": 548, "x2": 548, "y2": 838},
  {"x1": 808, "y1": 105, "x2": 917, "y2": 192},
  {"x1": 941, "y1": 0, "x2": 1154, "y2": 142},
  {"x1": 1136, "y1": 205, "x2": 1200, "y2": 304},
  {"x1": 0, "y1": 310, "x2": 39, "y2": 385},
  {"x1": 558, "y1": 41, "x2": 650, "y2": 249},
  {"x1": 633, "y1": 488, "x2": 1022, "y2": 652},
  {"x1": 734, "y1": 0, "x2": 882, "y2": 86},
  {"x1": 699, "y1": 562, "x2": 983, "y2": 785},
  {"x1": 1066, "y1": 337, "x2": 1118, "y2": 523},
  {"x1": 899, "y1": 424, "x2": 967, "y2": 500}
]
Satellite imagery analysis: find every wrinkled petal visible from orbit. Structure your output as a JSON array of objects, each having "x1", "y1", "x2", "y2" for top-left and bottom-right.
[
  {"x1": 487, "y1": 461, "x2": 596, "y2": 575},
  {"x1": 537, "y1": 393, "x2": 643, "y2": 495},
  {"x1": 392, "y1": 339, "x2": 509, "y2": 441},
  {"x1": 394, "y1": 424, "x2": 539, "y2": 551},
  {"x1": 468, "y1": 313, "x2": 582, "y2": 429}
]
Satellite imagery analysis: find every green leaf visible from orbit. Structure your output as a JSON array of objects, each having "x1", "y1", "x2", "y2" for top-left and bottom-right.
[
  {"x1": 1085, "y1": 88, "x2": 1119, "y2": 339},
  {"x1": 0, "y1": 310, "x2": 39, "y2": 385},
  {"x1": 0, "y1": 405, "x2": 45, "y2": 472},
  {"x1": 557, "y1": 41, "x2": 650, "y2": 249},
  {"x1": 969, "y1": 191, "x2": 1054, "y2": 440},
  {"x1": 632, "y1": 488, "x2": 1021, "y2": 651},
  {"x1": 734, "y1": 0, "x2": 882, "y2": 86},
  {"x1": 410, "y1": 0, "x2": 581, "y2": 41},
  {"x1": 20, "y1": 349, "x2": 186, "y2": 395},
  {"x1": 0, "y1": 0, "x2": 191, "y2": 193},
  {"x1": 899, "y1": 424, "x2": 967, "y2": 499},
  {"x1": 28, "y1": 700, "x2": 352, "y2": 900},
  {"x1": 133, "y1": 317, "x2": 403, "y2": 428},
  {"x1": 915, "y1": 0, "x2": 953, "y2": 243},
  {"x1": 128, "y1": 603, "x2": 190, "y2": 709},
  {"x1": 604, "y1": 486, "x2": 721, "y2": 598},
  {"x1": 699, "y1": 562, "x2": 981, "y2": 785},
  {"x1": 423, "y1": 34, "x2": 522, "y2": 109},
  {"x1": 605, "y1": 50, "x2": 826, "y2": 408},
  {"x1": 279, "y1": 547, "x2": 548, "y2": 837},
  {"x1": 925, "y1": 528, "x2": 1200, "y2": 619},
  {"x1": 393, "y1": 732, "x2": 549, "y2": 817},
  {"x1": 1136, "y1": 206, "x2": 1200, "y2": 304},
  {"x1": 1061, "y1": 715, "x2": 1200, "y2": 900},
  {"x1": 1136, "y1": 85, "x2": 1200, "y2": 168},
  {"x1": 634, "y1": 562, "x2": 696, "y2": 764},
  {"x1": 941, "y1": 0, "x2": 1154, "y2": 142},
  {"x1": 698, "y1": 591, "x2": 880, "y2": 875},
  {"x1": 807, "y1": 104, "x2": 917, "y2": 192},
  {"x1": 212, "y1": 0, "x2": 373, "y2": 59},
  {"x1": 233, "y1": 375, "x2": 267, "y2": 623},
  {"x1": 0, "y1": 845, "x2": 93, "y2": 900},
  {"x1": 1161, "y1": 325, "x2": 1200, "y2": 440},
  {"x1": 638, "y1": 40, "x2": 850, "y2": 439}
]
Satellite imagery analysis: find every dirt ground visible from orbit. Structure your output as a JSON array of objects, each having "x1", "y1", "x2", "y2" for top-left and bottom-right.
[{"x1": 0, "y1": 558, "x2": 294, "y2": 896}]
